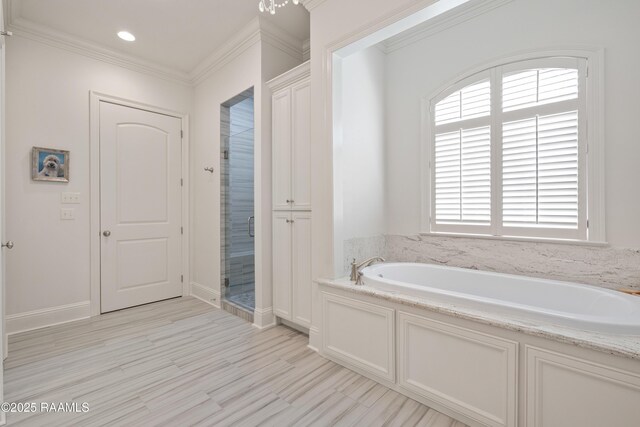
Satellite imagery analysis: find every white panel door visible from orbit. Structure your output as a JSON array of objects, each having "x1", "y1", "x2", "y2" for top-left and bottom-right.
[
  {"x1": 291, "y1": 80, "x2": 311, "y2": 210},
  {"x1": 292, "y1": 211, "x2": 311, "y2": 327},
  {"x1": 272, "y1": 211, "x2": 292, "y2": 319},
  {"x1": 272, "y1": 89, "x2": 292, "y2": 211},
  {"x1": 100, "y1": 101, "x2": 182, "y2": 313}
]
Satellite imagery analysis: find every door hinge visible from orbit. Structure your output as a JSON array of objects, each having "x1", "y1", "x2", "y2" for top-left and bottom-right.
[
  {"x1": 180, "y1": 130, "x2": 184, "y2": 138},
  {"x1": 223, "y1": 150, "x2": 229, "y2": 160},
  {"x1": 181, "y1": 275, "x2": 184, "y2": 283},
  {"x1": 587, "y1": 219, "x2": 589, "y2": 229},
  {"x1": 181, "y1": 226, "x2": 183, "y2": 235},
  {"x1": 181, "y1": 178, "x2": 183, "y2": 186}
]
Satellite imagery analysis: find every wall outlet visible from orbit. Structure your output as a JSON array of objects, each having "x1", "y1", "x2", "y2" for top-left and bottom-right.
[
  {"x1": 60, "y1": 208, "x2": 75, "y2": 220},
  {"x1": 61, "y1": 192, "x2": 81, "y2": 204}
]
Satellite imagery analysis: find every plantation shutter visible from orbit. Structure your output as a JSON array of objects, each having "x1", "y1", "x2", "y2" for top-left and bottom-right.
[
  {"x1": 501, "y1": 68, "x2": 580, "y2": 230},
  {"x1": 433, "y1": 79, "x2": 491, "y2": 227},
  {"x1": 429, "y1": 57, "x2": 587, "y2": 240}
]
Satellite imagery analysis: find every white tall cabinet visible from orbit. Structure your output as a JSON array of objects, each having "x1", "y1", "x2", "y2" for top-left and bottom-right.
[{"x1": 269, "y1": 62, "x2": 312, "y2": 329}]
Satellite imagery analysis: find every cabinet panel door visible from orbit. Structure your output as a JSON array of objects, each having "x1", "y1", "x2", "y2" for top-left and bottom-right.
[
  {"x1": 292, "y1": 212, "x2": 312, "y2": 328},
  {"x1": 321, "y1": 292, "x2": 395, "y2": 382},
  {"x1": 398, "y1": 312, "x2": 517, "y2": 427},
  {"x1": 272, "y1": 89, "x2": 292, "y2": 210},
  {"x1": 526, "y1": 346, "x2": 640, "y2": 427},
  {"x1": 272, "y1": 211, "x2": 292, "y2": 319},
  {"x1": 291, "y1": 80, "x2": 311, "y2": 210}
]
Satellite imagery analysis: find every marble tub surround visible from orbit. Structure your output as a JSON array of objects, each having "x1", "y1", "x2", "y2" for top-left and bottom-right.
[
  {"x1": 317, "y1": 277, "x2": 640, "y2": 360},
  {"x1": 343, "y1": 235, "x2": 387, "y2": 275},
  {"x1": 346, "y1": 234, "x2": 640, "y2": 291}
]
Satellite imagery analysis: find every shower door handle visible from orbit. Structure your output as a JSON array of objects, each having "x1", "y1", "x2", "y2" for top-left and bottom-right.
[{"x1": 248, "y1": 216, "x2": 255, "y2": 238}]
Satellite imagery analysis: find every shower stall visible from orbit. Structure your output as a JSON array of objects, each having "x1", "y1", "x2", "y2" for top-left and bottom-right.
[{"x1": 220, "y1": 88, "x2": 255, "y2": 315}]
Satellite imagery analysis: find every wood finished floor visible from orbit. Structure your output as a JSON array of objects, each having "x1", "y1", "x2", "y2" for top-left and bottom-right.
[{"x1": 5, "y1": 297, "x2": 468, "y2": 427}]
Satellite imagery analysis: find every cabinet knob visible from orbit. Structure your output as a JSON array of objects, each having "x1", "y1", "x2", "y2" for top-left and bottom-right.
[
  {"x1": 2, "y1": 241, "x2": 14, "y2": 249},
  {"x1": 103, "y1": 230, "x2": 111, "y2": 237},
  {"x1": 286, "y1": 199, "x2": 294, "y2": 204}
]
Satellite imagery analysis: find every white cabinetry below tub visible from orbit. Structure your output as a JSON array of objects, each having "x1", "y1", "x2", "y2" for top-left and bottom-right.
[
  {"x1": 317, "y1": 284, "x2": 640, "y2": 427},
  {"x1": 525, "y1": 346, "x2": 640, "y2": 427},
  {"x1": 321, "y1": 292, "x2": 395, "y2": 382},
  {"x1": 398, "y1": 311, "x2": 517, "y2": 427}
]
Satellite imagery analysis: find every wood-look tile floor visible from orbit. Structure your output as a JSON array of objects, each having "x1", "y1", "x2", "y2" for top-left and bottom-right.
[{"x1": 4, "y1": 297, "x2": 468, "y2": 427}]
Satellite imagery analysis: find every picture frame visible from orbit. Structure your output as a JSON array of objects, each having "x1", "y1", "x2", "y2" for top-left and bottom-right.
[{"x1": 32, "y1": 147, "x2": 70, "y2": 182}]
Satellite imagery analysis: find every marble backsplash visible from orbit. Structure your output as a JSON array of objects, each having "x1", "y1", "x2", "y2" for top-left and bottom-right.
[
  {"x1": 343, "y1": 235, "x2": 387, "y2": 276},
  {"x1": 344, "y1": 234, "x2": 640, "y2": 291}
]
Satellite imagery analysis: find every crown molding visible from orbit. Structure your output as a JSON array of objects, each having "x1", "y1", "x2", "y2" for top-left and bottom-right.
[
  {"x1": 6, "y1": 0, "x2": 306, "y2": 87},
  {"x1": 190, "y1": 16, "x2": 305, "y2": 86},
  {"x1": 302, "y1": 38, "x2": 311, "y2": 61},
  {"x1": 300, "y1": 0, "x2": 328, "y2": 12},
  {"x1": 189, "y1": 17, "x2": 262, "y2": 85},
  {"x1": 5, "y1": 1, "x2": 191, "y2": 85},
  {"x1": 267, "y1": 60, "x2": 310, "y2": 92},
  {"x1": 259, "y1": 17, "x2": 305, "y2": 62},
  {"x1": 382, "y1": 0, "x2": 514, "y2": 53}
]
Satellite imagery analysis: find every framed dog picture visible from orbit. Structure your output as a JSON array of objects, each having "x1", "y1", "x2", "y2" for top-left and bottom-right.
[{"x1": 32, "y1": 147, "x2": 69, "y2": 182}]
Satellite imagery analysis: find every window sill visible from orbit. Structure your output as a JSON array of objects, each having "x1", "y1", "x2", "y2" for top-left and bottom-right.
[{"x1": 418, "y1": 231, "x2": 609, "y2": 248}]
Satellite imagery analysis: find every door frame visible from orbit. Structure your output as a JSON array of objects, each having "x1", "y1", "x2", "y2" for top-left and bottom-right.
[{"x1": 89, "y1": 91, "x2": 190, "y2": 316}]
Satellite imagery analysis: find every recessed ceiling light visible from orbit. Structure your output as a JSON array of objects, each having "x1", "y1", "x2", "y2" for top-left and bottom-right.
[{"x1": 117, "y1": 31, "x2": 135, "y2": 42}]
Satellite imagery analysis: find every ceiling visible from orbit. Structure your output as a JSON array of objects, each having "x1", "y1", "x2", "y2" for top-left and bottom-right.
[{"x1": 6, "y1": 0, "x2": 310, "y2": 76}]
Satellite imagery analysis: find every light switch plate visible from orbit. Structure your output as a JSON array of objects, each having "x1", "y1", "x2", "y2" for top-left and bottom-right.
[
  {"x1": 60, "y1": 208, "x2": 75, "y2": 220},
  {"x1": 61, "y1": 192, "x2": 80, "y2": 204}
]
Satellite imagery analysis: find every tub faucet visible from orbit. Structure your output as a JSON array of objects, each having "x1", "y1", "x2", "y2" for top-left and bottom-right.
[{"x1": 350, "y1": 257, "x2": 385, "y2": 285}]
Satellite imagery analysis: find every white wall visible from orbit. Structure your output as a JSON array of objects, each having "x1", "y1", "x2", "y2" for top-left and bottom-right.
[
  {"x1": 191, "y1": 38, "x2": 300, "y2": 325},
  {"x1": 334, "y1": 45, "x2": 387, "y2": 274},
  {"x1": 385, "y1": 0, "x2": 640, "y2": 249},
  {"x1": 306, "y1": 0, "x2": 432, "y2": 349},
  {"x1": 340, "y1": 45, "x2": 387, "y2": 242},
  {"x1": 4, "y1": 36, "x2": 192, "y2": 318}
]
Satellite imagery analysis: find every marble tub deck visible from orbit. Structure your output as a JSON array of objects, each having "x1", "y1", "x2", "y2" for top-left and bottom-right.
[{"x1": 318, "y1": 278, "x2": 640, "y2": 361}]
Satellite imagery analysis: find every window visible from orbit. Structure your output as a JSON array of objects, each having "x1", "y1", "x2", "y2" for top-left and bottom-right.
[{"x1": 427, "y1": 56, "x2": 598, "y2": 241}]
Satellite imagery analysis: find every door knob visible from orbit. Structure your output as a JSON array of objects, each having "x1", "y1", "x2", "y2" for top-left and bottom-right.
[
  {"x1": 1, "y1": 241, "x2": 14, "y2": 249},
  {"x1": 103, "y1": 231, "x2": 111, "y2": 237}
]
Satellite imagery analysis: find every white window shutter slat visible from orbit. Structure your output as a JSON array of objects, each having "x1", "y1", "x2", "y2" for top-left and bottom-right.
[{"x1": 434, "y1": 127, "x2": 491, "y2": 225}]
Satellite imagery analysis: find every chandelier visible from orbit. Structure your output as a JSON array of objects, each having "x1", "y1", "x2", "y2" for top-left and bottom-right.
[{"x1": 258, "y1": 0, "x2": 299, "y2": 15}]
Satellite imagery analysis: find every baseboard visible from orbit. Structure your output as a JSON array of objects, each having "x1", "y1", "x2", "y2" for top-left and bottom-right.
[
  {"x1": 308, "y1": 326, "x2": 321, "y2": 352},
  {"x1": 252, "y1": 306, "x2": 276, "y2": 329},
  {"x1": 190, "y1": 282, "x2": 220, "y2": 308},
  {"x1": 6, "y1": 301, "x2": 91, "y2": 335},
  {"x1": 279, "y1": 318, "x2": 310, "y2": 335}
]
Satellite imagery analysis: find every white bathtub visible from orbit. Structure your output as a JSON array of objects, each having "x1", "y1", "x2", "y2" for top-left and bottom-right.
[{"x1": 360, "y1": 262, "x2": 640, "y2": 335}]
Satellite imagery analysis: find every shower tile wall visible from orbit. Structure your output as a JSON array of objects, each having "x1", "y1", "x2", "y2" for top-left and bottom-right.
[{"x1": 220, "y1": 93, "x2": 255, "y2": 307}]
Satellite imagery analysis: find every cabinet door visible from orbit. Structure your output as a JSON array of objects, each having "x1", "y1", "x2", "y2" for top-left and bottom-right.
[
  {"x1": 291, "y1": 80, "x2": 311, "y2": 210},
  {"x1": 272, "y1": 211, "x2": 292, "y2": 320},
  {"x1": 291, "y1": 212, "x2": 312, "y2": 328},
  {"x1": 525, "y1": 346, "x2": 640, "y2": 427},
  {"x1": 272, "y1": 89, "x2": 292, "y2": 211}
]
